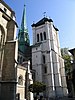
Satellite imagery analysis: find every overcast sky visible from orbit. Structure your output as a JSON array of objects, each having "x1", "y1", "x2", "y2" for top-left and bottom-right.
[{"x1": 4, "y1": 0, "x2": 75, "y2": 49}]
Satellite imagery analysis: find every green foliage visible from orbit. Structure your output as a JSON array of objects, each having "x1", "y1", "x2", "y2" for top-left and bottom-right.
[
  {"x1": 61, "y1": 48, "x2": 69, "y2": 56},
  {"x1": 29, "y1": 81, "x2": 46, "y2": 93},
  {"x1": 61, "y1": 48, "x2": 72, "y2": 73},
  {"x1": 63, "y1": 55, "x2": 71, "y2": 73}
]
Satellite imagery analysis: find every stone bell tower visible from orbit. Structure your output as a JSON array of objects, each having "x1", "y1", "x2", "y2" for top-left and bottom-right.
[
  {"x1": 0, "y1": 0, "x2": 18, "y2": 100},
  {"x1": 32, "y1": 17, "x2": 67, "y2": 99}
]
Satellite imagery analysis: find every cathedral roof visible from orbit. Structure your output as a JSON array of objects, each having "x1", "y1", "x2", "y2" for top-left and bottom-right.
[{"x1": 32, "y1": 17, "x2": 53, "y2": 27}]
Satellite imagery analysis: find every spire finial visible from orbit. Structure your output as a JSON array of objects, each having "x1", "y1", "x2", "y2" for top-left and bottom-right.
[
  {"x1": 20, "y1": 2, "x2": 27, "y2": 32},
  {"x1": 24, "y1": 0, "x2": 26, "y2": 7}
]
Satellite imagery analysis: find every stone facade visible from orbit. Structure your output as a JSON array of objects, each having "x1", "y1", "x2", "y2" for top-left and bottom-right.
[
  {"x1": 0, "y1": 0, "x2": 18, "y2": 100},
  {"x1": 16, "y1": 61, "x2": 33, "y2": 100},
  {"x1": 32, "y1": 17, "x2": 68, "y2": 99},
  {"x1": 16, "y1": 65, "x2": 27, "y2": 100},
  {"x1": 0, "y1": 1, "x2": 33, "y2": 100}
]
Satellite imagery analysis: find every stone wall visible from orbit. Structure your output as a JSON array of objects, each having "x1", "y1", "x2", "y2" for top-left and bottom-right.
[{"x1": 0, "y1": 1, "x2": 17, "y2": 100}]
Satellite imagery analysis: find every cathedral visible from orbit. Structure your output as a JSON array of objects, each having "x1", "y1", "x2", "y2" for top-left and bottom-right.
[{"x1": 0, "y1": 0, "x2": 68, "y2": 100}]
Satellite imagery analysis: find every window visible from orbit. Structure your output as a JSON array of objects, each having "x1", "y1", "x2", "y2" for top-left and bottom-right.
[
  {"x1": 44, "y1": 66, "x2": 47, "y2": 73},
  {"x1": 43, "y1": 55, "x2": 46, "y2": 64},
  {"x1": 4, "y1": 8, "x2": 7, "y2": 13},
  {"x1": 37, "y1": 34, "x2": 39, "y2": 42},
  {"x1": 40, "y1": 33, "x2": 43, "y2": 41},
  {"x1": 18, "y1": 75, "x2": 23, "y2": 85},
  {"x1": 43, "y1": 32, "x2": 46, "y2": 40}
]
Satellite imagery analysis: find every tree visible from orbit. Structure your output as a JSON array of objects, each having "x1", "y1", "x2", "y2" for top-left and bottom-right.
[
  {"x1": 29, "y1": 81, "x2": 46, "y2": 97},
  {"x1": 63, "y1": 55, "x2": 71, "y2": 73},
  {"x1": 61, "y1": 48, "x2": 72, "y2": 74},
  {"x1": 61, "y1": 48, "x2": 75, "y2": 97}
]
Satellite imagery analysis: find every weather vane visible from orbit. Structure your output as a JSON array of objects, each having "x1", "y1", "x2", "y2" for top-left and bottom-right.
[{"x1": 43, "y1": 12, "x2": 46, "y2": 17}]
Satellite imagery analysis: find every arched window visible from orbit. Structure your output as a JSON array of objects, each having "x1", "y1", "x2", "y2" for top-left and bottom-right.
[
  {"x1": 37, "y1": 34, "x2": 39, "y2": 42},
  {"x1": 43, "y1": 32, "x2": 46, "y2": 40},
  {"x1": 18, "y1": 75, "x2": 23, "y2": 85},
  {"x1": 4, "y1": 8, "x2": 7, "y2": 13},
  {"x1": 42, "y1": 55, "x2": 46, "y2": 64},
  {"x1": 40, "y1": 33, "x2": 43, "y2": 41}
]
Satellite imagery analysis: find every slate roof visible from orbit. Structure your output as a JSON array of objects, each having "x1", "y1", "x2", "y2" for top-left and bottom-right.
[
  {"x1": 69, "y1": 48, "x2": 75, "y2": 55},
  {"x1": 32, "y1": 17, "x2": 53, "y2": 27},
  {"x1": 53, "y1": 25, "x2": 59, "y2": 31},
  {"x1": 31, "y1": 17, "x2": 59, "y2": 31}
]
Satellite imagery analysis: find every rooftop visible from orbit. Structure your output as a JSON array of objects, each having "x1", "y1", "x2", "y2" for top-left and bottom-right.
[
  {"x1": 32, "y1": 17, "x2": 53, "y2": 27},
  {"x1": 31, "y1": 17, "x2": 59, "y2": 31}
]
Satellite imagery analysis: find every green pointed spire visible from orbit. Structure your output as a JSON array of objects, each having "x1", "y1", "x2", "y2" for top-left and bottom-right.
[
  {"x1": 18, "y1": 4, "x2": 30, "y2": 54},
  {"x1": 21, "y1": 4, "x2": 27, "y2": 33}
]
